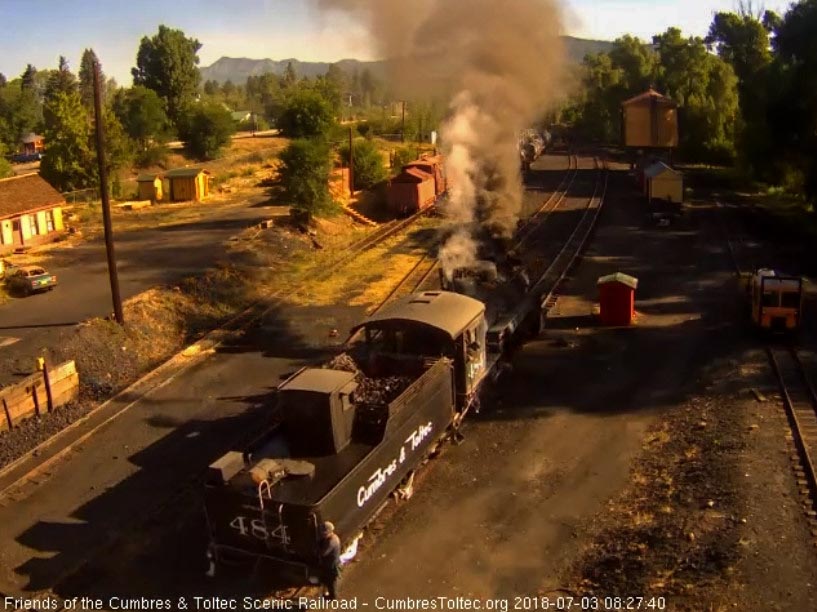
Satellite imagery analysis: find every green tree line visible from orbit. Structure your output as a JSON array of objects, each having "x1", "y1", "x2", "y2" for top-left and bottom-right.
[{"x1": 563, "y1": 0, "x2": 817, "y2": 201}]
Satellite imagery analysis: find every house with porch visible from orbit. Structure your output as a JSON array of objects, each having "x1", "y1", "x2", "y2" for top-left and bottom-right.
[{"x1": 0, "y1": 174, "x2": 65, "y2": 254}]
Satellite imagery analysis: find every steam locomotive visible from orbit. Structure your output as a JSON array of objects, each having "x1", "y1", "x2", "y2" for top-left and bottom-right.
[
  {"x1": 204, "y1": 288, "x2": 528, "y2": 582},
  {"x1": 519, "y1": 129, "x2": 551, "y2": 172}
]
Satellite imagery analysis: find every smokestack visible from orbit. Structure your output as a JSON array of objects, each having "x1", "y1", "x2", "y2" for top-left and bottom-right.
[{"x1": 316, "y1": 0, "x2": 566, "y2": 278}]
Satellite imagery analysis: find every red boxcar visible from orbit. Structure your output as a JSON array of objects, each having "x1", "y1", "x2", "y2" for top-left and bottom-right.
[
  {"x1": 388, "y1": 168, "x2": 436, "y2": 216},
  {"x1": 404, "y1": 154, "x2": 447, "y2": 196}
]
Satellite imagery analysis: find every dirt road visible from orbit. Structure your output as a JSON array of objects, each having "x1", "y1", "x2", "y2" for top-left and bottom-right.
[{"x1": 0, "y1": 196, "x2": 284, "y2": 385}]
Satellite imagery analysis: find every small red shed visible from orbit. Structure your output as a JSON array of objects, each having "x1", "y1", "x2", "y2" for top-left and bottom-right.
[{"x1": 598, "y1": 272, "x2": 638, "y2": 326}]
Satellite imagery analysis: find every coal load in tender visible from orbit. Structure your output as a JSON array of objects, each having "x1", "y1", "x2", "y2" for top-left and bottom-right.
[{"x1": 324, "y1": 353, "x2": 413, "y2": 405}]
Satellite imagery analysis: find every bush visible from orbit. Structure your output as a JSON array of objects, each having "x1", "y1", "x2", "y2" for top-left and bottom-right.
[
  {"x1": 357, "y1": 122, "x2": 371, "y2": 137},
  {"x1": 135, "y1": 144, "x2": 169, "y2": 168},
  {"x1": 278, "y1": 139, "x2": 336, "y2": 217},
  {"x1": 392, "y1": 146, "x2": 419, "y2": 170},
  {"x1": 0, "y1": 143, "x2": 13, "y2": 179},
  {"x1": 340, "y1": 138, "x2": 388, "y2": 190},
  {"x1": 278, "y1": 89, "x2": 335, "y2": 139},
  {"x1": 238, "y1": 115, "x2": 270, "y2": 132},
  {"x1": 179, "y1": 102, "x2": 236, "y2": 160}
]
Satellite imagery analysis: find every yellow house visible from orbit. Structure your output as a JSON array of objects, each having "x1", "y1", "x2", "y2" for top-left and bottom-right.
[
  {"x1": 644, "y1": 162, "x2": 683, "y2": 204},
  {"x1": 137, "y1": 173, "x2": 165, "y2": 202},
  {"x1": 165, "y1": 168, "x2": 211, "y2": 202},
  {"x1": 0, "y1": 174, "x2": 65, "y2": 254},
  {"x1": 622, "y1": 89, "x2": 679, "y2": 149}
]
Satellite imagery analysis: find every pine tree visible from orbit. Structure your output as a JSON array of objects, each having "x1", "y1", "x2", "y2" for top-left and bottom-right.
[
  {"x1": 21, "y1": 64, "x2": 37, "y2": 91},
  {"x1": 79, "y1": 48, "x2": 102, "y2": 109}
]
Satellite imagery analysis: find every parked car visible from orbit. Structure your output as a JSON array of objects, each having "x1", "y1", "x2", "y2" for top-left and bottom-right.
[
  {"x1": 11, "y1": 152, "x2": 43, "y2": 163},
  {"x1": 5, "y1": 265, "x2": 58, "y2": 295}
]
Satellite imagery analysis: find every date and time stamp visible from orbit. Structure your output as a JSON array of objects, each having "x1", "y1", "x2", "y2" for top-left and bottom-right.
[
  {"x1": 4, "y1": 595, "x2": 668, "y2": 612},
  {"x1": 465, "y1": 596, "x2": 668, "y2": 611}
]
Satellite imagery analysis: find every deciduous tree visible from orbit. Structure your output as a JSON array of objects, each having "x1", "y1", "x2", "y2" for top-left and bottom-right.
[
  {"x1": 278, "y1": 138, "x2": 335, "y2": 217},
  {"x1": 340, "y1": 138, "x2": 387, "y2": 190},
  {"x1": 112, "y1": 85, "x2": 169, "y2": 150},
  {"x1": 767, "y1": 0, "x2": 817, "y2": 199},
  {"x1": 278, "y1": 87, "x2": 335, "y2": 138},
  {"x1": 39, "y1": 89, "x2": 94, "y2": 191},
  {"x1": 178, "y1": 101, "x2": 235, "y2": 160},
  {"x1": 132, "y1": 25, "x2": 202, "y2": 127}
]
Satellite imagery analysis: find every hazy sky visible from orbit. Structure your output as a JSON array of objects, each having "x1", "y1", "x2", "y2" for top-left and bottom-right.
[{"x1": 0, "y1": 0, "x2": 793, "y2": 84}]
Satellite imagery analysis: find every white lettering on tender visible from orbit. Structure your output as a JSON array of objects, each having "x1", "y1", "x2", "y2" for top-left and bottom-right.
[{"x1": 356, "y1": 421, "x2": 434, "y2": 508}]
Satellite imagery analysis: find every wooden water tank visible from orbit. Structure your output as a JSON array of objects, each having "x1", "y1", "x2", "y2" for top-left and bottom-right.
[{"x1": 621, "y1": 89, "x2": 678, "y2": 149}]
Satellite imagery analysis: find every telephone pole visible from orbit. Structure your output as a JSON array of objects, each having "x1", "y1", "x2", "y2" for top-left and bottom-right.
[
  {"x1": 401, "y1": 101, "x2": 406, "y2": 143},
  {"x1": 92, "y1": 59, "x2": 124, "y2": 325},
  {"x1": 348, "y1": 126, "x2": 354, "y2": 196}
]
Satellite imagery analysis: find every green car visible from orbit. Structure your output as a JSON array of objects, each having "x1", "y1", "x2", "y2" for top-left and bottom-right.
[{"x1": 6, "y1": 265, "x2": 58, "y2": 296}]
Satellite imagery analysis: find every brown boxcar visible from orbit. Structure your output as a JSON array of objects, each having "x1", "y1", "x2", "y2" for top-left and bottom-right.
[
  {"x1": 388, "y1": 168, "x2": 436, "y2": 216},
  {"x1": 404, "y1": 154, "x2": 446, "y2": 196}
]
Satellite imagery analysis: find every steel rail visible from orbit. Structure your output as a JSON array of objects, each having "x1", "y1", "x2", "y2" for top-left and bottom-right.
[
  {"x1": 537, "y1": 157, "x2": 609, "y2": 319},
  {"x1": 767, "y1": 346, "x2": 817, "y2": 513}
]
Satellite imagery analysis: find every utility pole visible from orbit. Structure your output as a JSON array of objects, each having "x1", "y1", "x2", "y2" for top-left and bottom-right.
[
  {"x1": 348, "y1": 126, "x2": 354, "y2": 196},
  {"x1": 401, "y1": 101, "x2": 406, "y2": 143},
  {"x1": 92, "y1": 59, "x2": 124, "y2": 325}
]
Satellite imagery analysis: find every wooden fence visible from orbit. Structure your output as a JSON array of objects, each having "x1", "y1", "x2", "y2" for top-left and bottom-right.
[{"x1": 0, "y1": 361, "x2": 79, "y2": 432}]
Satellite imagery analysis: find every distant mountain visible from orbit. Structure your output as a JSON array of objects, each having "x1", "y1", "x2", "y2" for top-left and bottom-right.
[
  {"x1": 562, "y1": 36, "x2": 616, "y2": 62},
  {"x1": 200, "y1": 57, "x2": 385, "y2": 84},
  {"x1": 199, "y1": 37, "x2": 615, "y2": 84}
]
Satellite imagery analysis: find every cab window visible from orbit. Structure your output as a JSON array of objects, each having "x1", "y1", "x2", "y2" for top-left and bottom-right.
[
  {"x1": 781, "y1": 292, "x2": 801, "y2": 308},
  {"x1": 761, "y1": 291, "x2": 778, "y2": 307}
]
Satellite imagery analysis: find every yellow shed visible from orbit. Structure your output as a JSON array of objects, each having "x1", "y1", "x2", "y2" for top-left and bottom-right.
[
  {"x1": 622, "y1": 89, "x2": 679, "y2": 149},
  {"x1": 644, "y1": 162, "x2": 683, "y2": 204},
  {"x1": 137, "y1": 174, "x2": 164, "y2": 202},
  {"x1": 165, "y1": 168, "x2": 211, "y2": 202}
]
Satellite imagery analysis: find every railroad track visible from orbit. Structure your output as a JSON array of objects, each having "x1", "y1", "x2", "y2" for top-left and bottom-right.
[
  {"x1": 538, "y1": 156, "x2": 609, "y2": 319},
  {"x1": 767, "y1": 346, "x2": 817, "y2": 519},
  {"x1": 370, "y1": 152, "x2": 581, "y2": 317},
  {"x1": 515, "y1": 153, "x2": 579, "y2": 249},
  {"x1": 0, "y1": 203, "x2": 435, "y2": 507},
  {"x1": 340, "y1": 206, "x2": 434, "y2": 266},
  {"x1": 368, "y1": 252, "x2": 439, "y2": 315},
  {"x1": 42, "y1": 153, "x2": 586, "y2": 606},
  {"x1": 720, "y1": 198, "x2": 817, "y2": 547}
]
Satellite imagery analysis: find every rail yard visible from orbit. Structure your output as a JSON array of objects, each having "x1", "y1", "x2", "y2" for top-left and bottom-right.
[
  {"x1": 0, "y1": 142, "x2": 813, "y2": 611},
  {"x1": 5, "y1": 1, "x2": 817, "y2": 611}
]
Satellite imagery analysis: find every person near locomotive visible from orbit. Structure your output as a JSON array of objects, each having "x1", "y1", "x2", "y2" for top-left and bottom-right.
[{"x1": 318, "y1": 521, "x2": 342, "y2": 599}]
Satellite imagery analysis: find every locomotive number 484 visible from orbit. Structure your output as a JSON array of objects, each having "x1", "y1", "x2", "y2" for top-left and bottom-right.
[{"x1": 229, "y1": 516, "x2": 291, "y2": 546}]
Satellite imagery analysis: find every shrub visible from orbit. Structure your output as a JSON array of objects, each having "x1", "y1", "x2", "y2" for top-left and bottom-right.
[
  {"x1": 178, "y1": 101, "x2": 236, "y2": 160},
  {"x1": 340, "y1": 138, "x2": 388, "y2": 190},
  {"x1": 238, "y1": 115, "x2": 270, "y2": 132},
  {"x1": 135, "y1": 144, "x2": 169, "y2": 168},
  {"x1": 278, "y1": 89, "x2": 335, "y2": 139},
  {"x1": 278, "y1": 139, "x2": 336, "y2": 217},
  {"x1": 392, "y1": 146, "x2": 419, "y2": 170}
]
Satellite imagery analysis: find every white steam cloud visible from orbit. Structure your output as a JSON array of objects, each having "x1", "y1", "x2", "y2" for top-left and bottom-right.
[{"x1": 316, "y1": 0, "x2": 566, "y2": 277}]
